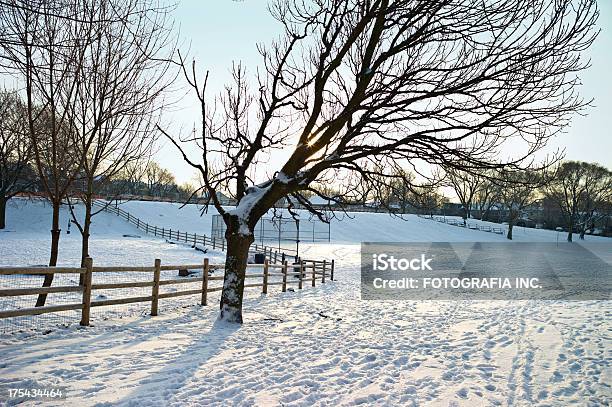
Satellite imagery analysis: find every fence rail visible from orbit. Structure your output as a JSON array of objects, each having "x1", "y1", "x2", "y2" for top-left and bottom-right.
[
  {"x1": 92, "y1": 200, "x2": 300, "y2": 263},
  {"x1": 0, "y1": 256, "x2": 335, "y2": 329},
  {"x1": 419, "y1": 215, "x2": 505, "y2": 235}
]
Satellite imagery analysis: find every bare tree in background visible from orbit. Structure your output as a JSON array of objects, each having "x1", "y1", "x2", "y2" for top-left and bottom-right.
[
  {"x1": 546, "y1": 161, "x2": 612, "y2": 241},
  {"x1": 0, "y1": 90, "x2": 33, "y2": 229},
  {"x1": 444, "y1": 167, "x2": 483, "y2": 225},
  {"x1": 473, "y1": 175, "x2": 501, "y2": 221},
  {"x1": 145, "y1": 161, "x2": 177, "y2": 198},
  {"x1": 412, "y1": 185, "x2": 446, "y2": 218},
  {"x1": 496, "y1": 170, "x2": 543, "y2": 240},
  {"x1": 577, "y1": 165, "x2": 612, "y2": 239},
  {"x1": 162, "y1": 0, "x2": 597, "y2": 323},
  {"x1": 65, "y1": 0, "x2": 173, "y2": 271}
]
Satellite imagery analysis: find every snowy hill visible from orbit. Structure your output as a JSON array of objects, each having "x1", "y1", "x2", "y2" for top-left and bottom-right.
[
  {"x1": 119, "y1": 199, "x2": 609, "y2": 243},
  {"x1": 0, "y1": 198, "x2": 225, "y2": 267},
  {"x1": 2, "y1": 198, "x2": 609, "y2": 268}
]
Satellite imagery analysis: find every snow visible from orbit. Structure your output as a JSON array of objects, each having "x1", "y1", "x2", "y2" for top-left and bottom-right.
[
  {"x1": 104, "y1": 200, "x2": 612, "y2": 244},
  {"x1": 0, "y1": 198, "x2": 225, "y2": 267},
  {"x1": 0, "y1": 198, "x2": 611, "y2": 406},
  {"x1": 307, "y1": 196, "x2": 332, "y2": 206},
  {"x1": 227, "y1": 185, "x2": 271, "y2": 236}
]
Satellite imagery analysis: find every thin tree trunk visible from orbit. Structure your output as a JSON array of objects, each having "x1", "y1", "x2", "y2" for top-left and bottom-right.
[
  {"x1": 0, "y1": 196, "x2": 6, "y2": 229},
  {"x1": 36, "y1": 199, "x2": 61, "y2": 306},
  {"x1": 567, "y1": 218, "x2": 574, "y2": 242},
  {"x1": 507, "y1": 221, "x2": 514, "y2": 240},
  {"x1": 79, "y1": 202, "x2": 92, "y2": 284},
  {"x1": 219, "y1": 216, "x2": 254, "y2": 324},
  {"x1": 78, "y1": 185, "x2": 93, "y2": 284}
]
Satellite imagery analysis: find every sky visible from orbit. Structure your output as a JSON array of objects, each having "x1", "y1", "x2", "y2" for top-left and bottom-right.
[{"x1": 158, "y1": 0, "x2": 612, "y2": 184}]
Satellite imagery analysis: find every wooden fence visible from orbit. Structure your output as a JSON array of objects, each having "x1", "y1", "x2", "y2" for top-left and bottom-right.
[
  {"x1": 93, "y1": 200, "x2": 298, "y2": 262},
  {"x1": 419, "y1": 215, "x2": 505, "y2": 235},
  {"x1": 0, "y1": 257, "x2": 335, "y2": 327}
]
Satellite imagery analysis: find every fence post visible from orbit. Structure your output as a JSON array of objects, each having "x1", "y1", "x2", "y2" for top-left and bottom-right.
[
  {"x1": 331, "y1": 259, "x2": 335, "y2": 281},
  {"x1": 298, "y1": 260, "x2": 304, "y2": 290},
  {"x1": 322, "y1": 259, "x2": 326, "y2": 283},
  {"x1": 80, "y1": 257, "x2": 93, "y2": 326},
  {"x1": 262, "y1": 259, "x2": 269, "y2": 294},
  {"x1": 151, "y1": 259, "x2": 161, "y2": 316},
  {"x1": 311, "y1": 261, "x2": 316, "y2": 287},
  {"x1": 212, "y1": 237, "x2": 216, "y2": 250},
  {"x1": 127, "y1": 213, "x2": 130, "y2": 223},
  {"x1": 146, "y1": 223, "x2": 148, "y2": 234},
  {"x1": 137, "y1": 218, "x2": 140, "y2": 229},
  {"x1": 154, "y1": 225, "x2": 157, "y2": 236},
  {"x1": 201, "y1": 258, "x2": 209, "y2": 306},
  {"x1": 282, "y1": 260, "x2": 288, "y2": 292}
]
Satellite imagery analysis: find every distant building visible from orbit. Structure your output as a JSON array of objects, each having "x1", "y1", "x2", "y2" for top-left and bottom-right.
[{"x1": 200, "y1": 191, "x2": 236, "y2": 206}]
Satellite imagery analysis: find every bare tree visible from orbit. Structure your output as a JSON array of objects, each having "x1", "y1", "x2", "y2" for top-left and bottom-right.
[
  {"x1": 444, "y1": 167, "x2": 483, "y2": 224},
  {"x1": 473, "y1": 176, "x2": 501, "y2": 221},
  {"x1": 578, "y1": 165, "x2": 612, "y2": 239},
  {"x1": 546, "y1": 161, "x2": 612, "y2": 241},
  {"x1": 163, "y1": 0, "x2": 598, "y2": 322},
  {"x1": 412, "y1": 185, "x2": 446, "y2": 218},
  {"x1": 496, "y1": 170, "x2": 543, "y2": 240},
  {"x1": 145, "y1": 161, "x2": 177, "y2": 198},
  {"x1": 1, "y1": 0, "x2": 113, "y2": 305},
  {"x1": 65, "y1": 0, "x2": 173, "y2": 270},
  {"x1": 0, "y1": 90, "x2": 33, "y2": 228}
]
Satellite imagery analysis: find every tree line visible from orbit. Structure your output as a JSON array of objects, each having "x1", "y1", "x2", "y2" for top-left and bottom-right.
[{"x1": 436, "y1": 163, "x2": 610, "y2": 241}]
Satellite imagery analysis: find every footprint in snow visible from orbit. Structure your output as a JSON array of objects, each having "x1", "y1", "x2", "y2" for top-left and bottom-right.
[{"x1": 456, "y1": 388, "x2": 469, "y2": 399}]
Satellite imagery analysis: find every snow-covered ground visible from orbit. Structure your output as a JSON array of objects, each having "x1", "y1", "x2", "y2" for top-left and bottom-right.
[
  {"x1": 0, "y1": 198, "x2": 226, "y2": 267},
  {"x1": 119, "y1": 199, "x2": 612, "y2": 243},
  {"x1": 0, "y1": 198, "x2": 610, "y2": 406}
]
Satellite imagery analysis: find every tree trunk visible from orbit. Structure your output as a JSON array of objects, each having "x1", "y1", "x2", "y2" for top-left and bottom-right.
[
  {"x1": 79, "y1": 186, "x2": 93, "y2": 284},
  {"x1": 507, "y1": 221, "x2": 514, "y2": 240},
  {"x1": 0, "y1": 195, "x2": 6, "y2": 230},
  {"x1": 567, "y1": 218, "x2": 574, "y2": 242},
  {"x1": 36, "y1": 199, "x2": 61, "y2": 307},
  {"x1": 219, "y1": 215, "x2": 254, "y2": 323},
  {"x1": 78, "y1": 206, "x2": 92, "y2": 284},
  {"x1": 81, "y1": 219, "x2": 91, "y2": 266}
]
